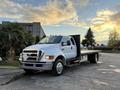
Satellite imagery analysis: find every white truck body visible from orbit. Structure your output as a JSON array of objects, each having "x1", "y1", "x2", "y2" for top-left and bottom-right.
[{"x1": 19, "y1": 35, "x2": 100, "y2": 75}]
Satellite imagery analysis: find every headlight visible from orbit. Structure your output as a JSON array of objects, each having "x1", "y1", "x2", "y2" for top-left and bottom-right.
[{"x1": 45, "y1": 55, "x2": 54, "y2": 60}]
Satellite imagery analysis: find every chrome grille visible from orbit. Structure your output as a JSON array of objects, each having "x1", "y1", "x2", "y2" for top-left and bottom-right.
[
  {"x1": 23, "y1": 50, "x2": 37, "y2": 53},
  {"x1": 23, "y1": 50, "x2": 38, "y2": 61},
  {"x1": 27, "y1": 57, "x2": 37, "y2": 60},
  {"x1": 27, "y1": 54, "x2": 37, "y2": 56}
]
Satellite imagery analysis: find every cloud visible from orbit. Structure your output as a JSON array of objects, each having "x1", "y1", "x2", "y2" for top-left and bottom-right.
[
  {"x1": 0, "y1": 0, "x2": 22, "y2": 19},
  {"x1": 70, "y1": 0, "x2": 90, "y2": 7},
  {"x1": 91, "y1": 9, "x2": 116, "y2": 29},
  {"x1": 90, "y1": 9, "x2": 120, "y2": 43},
  {"x1": 111, "y1": 12, "x2": 120, "y2": 29},
  {"x1": 62, "y1": 16, "x2": 88, "y2": 28},
  {"x1": 0, "y1": 0, "x2": 90, "y2": 27},
  {"x1": 0, "y1": 0, "x2": 79, "y2": 25},
  {"x1": 21, "y1": 0, "x2": 78, "y2": 25}
]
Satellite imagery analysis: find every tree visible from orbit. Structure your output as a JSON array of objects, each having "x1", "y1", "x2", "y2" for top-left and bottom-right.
[
  {"x1": 0, "y1": 23, "x2": 34, "y2": 62},
  {"x1": 82, "y1": 28, "x2": 95, "y2": 48},
  {"x1": 108, "y1": 30, "x2": 120, "y2": 49},
  {"x1": 81, "y1": 39, "x2": 87, "y2": 47}
]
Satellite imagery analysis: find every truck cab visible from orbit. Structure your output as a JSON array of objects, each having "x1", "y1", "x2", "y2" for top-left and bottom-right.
[{"x1": 19, "y1": 35, "x2": 79, "y2": 75}]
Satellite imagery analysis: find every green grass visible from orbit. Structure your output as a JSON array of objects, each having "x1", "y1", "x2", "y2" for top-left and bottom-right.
[
  {"x1": 0, "y1": 61, "x2": 19, "y2": 67},
  {"x1": 0, "y1": 57, "x2": 20, "y2": 67}
]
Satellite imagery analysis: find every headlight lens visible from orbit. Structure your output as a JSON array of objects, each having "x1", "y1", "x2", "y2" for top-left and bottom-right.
[{"x1": 45, "y1": 55, "x2": 54, "y2": 60}]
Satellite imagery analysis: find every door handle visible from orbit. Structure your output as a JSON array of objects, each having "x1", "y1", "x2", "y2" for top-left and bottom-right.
[
  {"x1": 62, "y1": 48, "x2": 64, "y2": 51},
  {"x1": 71, "y1": 46, "x2": 73, "y2": 49}
]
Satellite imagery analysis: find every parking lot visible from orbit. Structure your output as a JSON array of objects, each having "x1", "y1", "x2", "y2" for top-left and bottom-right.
[{"x1": 0, "y1": 53, "x2": 120, "y2": 90}]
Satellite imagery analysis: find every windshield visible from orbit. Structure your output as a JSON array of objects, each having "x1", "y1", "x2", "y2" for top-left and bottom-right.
[{"x1": 39, "y1": 36, "x2": 62, "y2": 44}]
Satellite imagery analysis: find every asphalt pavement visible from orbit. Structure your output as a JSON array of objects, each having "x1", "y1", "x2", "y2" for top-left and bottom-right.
[{"x1": 0, "y1": 53, "x2": 120, "y2": 90}]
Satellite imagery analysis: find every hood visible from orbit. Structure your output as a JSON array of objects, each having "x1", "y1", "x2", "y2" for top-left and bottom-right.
[{"x1": 23, "y1": 44, "x2": 60, "y2": 51}]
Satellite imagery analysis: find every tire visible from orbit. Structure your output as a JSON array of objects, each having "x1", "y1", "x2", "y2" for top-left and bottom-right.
[
  {"x1": 52, "y1": 59, "x2": 64, "y2": 76},
  {"x1": 89, "y1": 59, "x2": 97, "y2": 64},
  {"x1": 89, "y1": 55, "x2": 98, "y2": 64}
]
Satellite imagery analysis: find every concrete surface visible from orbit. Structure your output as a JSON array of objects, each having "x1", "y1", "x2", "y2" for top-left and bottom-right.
[{"x1": 0, "y1": 53, "x2": 120, "y2": 90}]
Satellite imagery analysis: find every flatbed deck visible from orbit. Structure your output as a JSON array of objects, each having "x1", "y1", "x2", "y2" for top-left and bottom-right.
[{"x1": 81, "y1": 50, "x2": 101, "y2": 55}]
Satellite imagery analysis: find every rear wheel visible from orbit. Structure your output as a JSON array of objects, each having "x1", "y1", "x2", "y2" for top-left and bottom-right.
[
  {"x1": 89, "y1": 59, "x2": 98, "y2": 64},
  {"x1": 52, "y1": 59, "x2": 64, "y2": 76},
  {"x1": 88, "y1": 54, "x2": 98, "y2": 64}
]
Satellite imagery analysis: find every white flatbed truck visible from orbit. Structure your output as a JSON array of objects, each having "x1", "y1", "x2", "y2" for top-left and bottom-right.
[{"x1": 19, "y1": 35, "x2": 100, "y2": 75}]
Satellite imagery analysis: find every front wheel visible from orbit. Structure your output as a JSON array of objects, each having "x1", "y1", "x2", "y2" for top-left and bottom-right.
[{"x1": 52, "y1": 59, "x2": 64, "y2": 76}]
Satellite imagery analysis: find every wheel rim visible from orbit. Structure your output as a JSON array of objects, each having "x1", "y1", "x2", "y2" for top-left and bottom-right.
[{"x1": 56, "y1": 62, "x2": 63, "y2": 74}]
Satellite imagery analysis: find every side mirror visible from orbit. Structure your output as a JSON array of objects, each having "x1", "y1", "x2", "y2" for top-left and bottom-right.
[{"x1": 61, "y1": 42, "x2": 67, "y2": 46}]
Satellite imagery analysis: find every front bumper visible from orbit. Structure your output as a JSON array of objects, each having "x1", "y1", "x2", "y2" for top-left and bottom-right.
[{"x1": 20, "y1": 61, "x2": 54, "y2": 71}]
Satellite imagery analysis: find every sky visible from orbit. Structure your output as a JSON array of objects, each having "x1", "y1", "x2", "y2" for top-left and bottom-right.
[{"x1": 0, "y1": 0, "x2": 120, "y2": 44}]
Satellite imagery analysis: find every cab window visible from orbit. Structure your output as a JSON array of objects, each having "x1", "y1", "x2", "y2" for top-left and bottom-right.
[{"x1": 61, "y1": 37, "x2": 71, "y2": 46}]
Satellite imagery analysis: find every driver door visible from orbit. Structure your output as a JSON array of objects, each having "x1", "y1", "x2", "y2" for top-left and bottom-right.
[{"x1": 61, "y1": 36, "x2": 73, "y2": 59}]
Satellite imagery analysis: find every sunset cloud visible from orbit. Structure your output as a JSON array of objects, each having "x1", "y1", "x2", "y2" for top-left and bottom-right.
[
  {"x1": 62, "y1": 16, "x2": 87, "y2": 28},
  {"x1": 70, "y1": 0, "x2": 90, "y2": 7},
  {"x1": 0, "y1": 0, "x2": 79, "y2": 25},
  {"x1": 21, "y1": 0, "x2": 78, "y2": 25},
  {"x1": 90, "y1": 9, "x2": 120, "y2": 43},
  {"x1": 0, "y1": 0, "x2": 90, "y2": 27},
  {"x1": 0, "y1": 0, "x2": 22, "y2": 19}
]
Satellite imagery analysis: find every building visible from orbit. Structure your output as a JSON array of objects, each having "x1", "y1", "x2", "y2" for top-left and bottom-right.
[{"x1": 1, "y1": 21, "x2": 46, "y2": 39}]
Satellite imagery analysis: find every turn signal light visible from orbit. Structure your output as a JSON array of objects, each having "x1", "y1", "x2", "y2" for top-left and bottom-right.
[{"x1": 45, "y1": 55, "x2": 54, "y2": 60}]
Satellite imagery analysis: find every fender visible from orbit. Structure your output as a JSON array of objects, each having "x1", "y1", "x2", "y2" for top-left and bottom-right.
[{"x1": 54, "y1": 55, "x2": 66, "y2": 65}]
